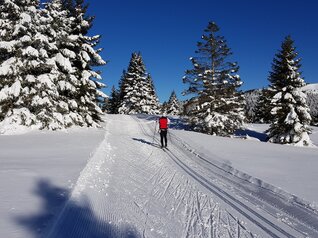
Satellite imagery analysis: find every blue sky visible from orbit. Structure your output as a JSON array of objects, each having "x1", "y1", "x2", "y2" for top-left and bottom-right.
[{"x1": 86, "y1": 0, "x2": 318, "y2": 102}]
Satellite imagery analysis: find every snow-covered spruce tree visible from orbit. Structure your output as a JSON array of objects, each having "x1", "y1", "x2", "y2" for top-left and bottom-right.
[
  {"x1": 118, "y1": 52, "x2": 159, "y2": 114},
  {"x1": 306, "y1": 92, "x2": 318, "y2": 125},
  {"x1": 117, "y1": 69, "x2": 126, "y2": 103},
  {"x1": 267, "y1": 36, "x2": 312, "y2": 146},
  {"x1": 44, "y1": 0, "x2": 106, "y2": 127},
  {"x1": 183, "y1": 22, "x2": 245, "y2": 136},
  {"x1": 253, "y1": 88, "x2": 273, "y2": 123},
  {"x1": 106, "y1": 86, "x2": 121, "y2": 114},
  {"x1": 142, "y1": 73, "x2": 160, "y2": 114},
  {"x1": 164, "y1": 90, "x2": 182, "y2": 116},
  {"x1": 0, "y1": 0, "x2": 64, "y2": 129},
  {"x1": 244, "y1": 89, "x2": 262, "y2": 122}
]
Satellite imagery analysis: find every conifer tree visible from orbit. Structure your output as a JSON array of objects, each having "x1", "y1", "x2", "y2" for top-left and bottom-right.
[
  {"x1": 118, "y1": 52, "x2": 159, "y2": 114},
  {"x1": 141, "y1": 74, "x2": 160, "y2": 114},
  {"x1": 0, "y1": 0, "x2": 63, "y2": 129},
  {"x1": 164, "y1": 90, "x2": 181, "y2": 115},
  {"x1": 306, "y1": 92, "x2": 318, "y2": 125},
  {"x1": 118, "y1": 69, "x2": 126, "y2": 103},
  {"x1": 254, "y1": 88, "x2": 273, "y2": 123},
  {"x1": 183, "y1": 22, "x2": 245, "y2": 136},
  {"x1": 267, "y1": 36, "x2": 312, "y2": 146},
  {"x1": 44, "y1": 0, "x2": 106, "y2": 127},
  {"x1": 107, "y1": 86, "x2": 120, "y2": 114},
  {"x1": 0, "y1": 0, "x2": 106, "y2": 131}
]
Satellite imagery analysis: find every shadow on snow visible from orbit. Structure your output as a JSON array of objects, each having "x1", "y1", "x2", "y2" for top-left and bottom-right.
[
  {"x1": 15, "y1": 178, "x2": 140, "y2": 238},
  {"x1": 135, "y1": 113, "x2": 269, "y2": 142},
  {"x1": 235, "y1": 129, "x2": 269, "y2": 142},
  {"x1": 132, "y1": 137, "x2": 161, "y2": 148}
]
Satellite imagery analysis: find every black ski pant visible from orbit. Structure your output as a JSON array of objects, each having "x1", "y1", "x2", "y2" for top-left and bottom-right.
[{"x1": 160, "y1": 129, "x2": 167, "y2": 147}]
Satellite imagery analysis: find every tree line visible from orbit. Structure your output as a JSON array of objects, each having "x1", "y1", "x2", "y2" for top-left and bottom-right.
[
  {"x1": 0, "y1": 0, "x2": 106, "y2": 130},
  {"x1": 107, "y1": 22, "x2": 313, "y2": 146},
  {"x1": 0, "y1": 1, "x2": 313, "y2": 146}
]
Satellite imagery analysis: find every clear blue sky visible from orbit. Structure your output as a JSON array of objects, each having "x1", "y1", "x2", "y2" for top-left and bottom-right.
[{"x1": 86, "y1": 0, "x2": 318, "y2": 102}]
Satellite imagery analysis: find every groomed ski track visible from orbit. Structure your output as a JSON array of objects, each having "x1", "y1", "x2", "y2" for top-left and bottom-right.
[{"x1": 45, "y1": 114, "x2": 318, "y2": 238}]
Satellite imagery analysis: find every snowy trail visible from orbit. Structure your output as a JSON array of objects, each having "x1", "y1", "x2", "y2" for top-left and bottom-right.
[
  {"x1": 168, "y1": 133, "x2": 318, "y2": 236},
  {"x1": 44, "y1": 114, "x2": 318, "y2": 238},
  {"x1": 139, "y1": 116, "x2": 318, "y2": 237}
]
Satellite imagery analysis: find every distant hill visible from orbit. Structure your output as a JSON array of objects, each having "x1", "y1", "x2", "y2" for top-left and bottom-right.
[
  {"x1": 244, "y1": 83, "x2": 318, "y2": 125},
  {"x1": 302, "y1": 83, "x2": 318, "y2": 93}
]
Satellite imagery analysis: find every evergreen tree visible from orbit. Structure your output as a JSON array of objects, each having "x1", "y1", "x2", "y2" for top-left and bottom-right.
[
  {"x1": 107, "y1": 86, "x2": 120, "y2": 114},
  {"x1": 267, "y1": 36, "x2": 312, "y2": 146},
  {"x1": 254, "y1": 88, "x2": 273, "y2": 123},
  {"x1": 306, "y1": 91, "x2": 318, "y2": 125},
  {"x1": 118, "y1": 69, "x2": 126, "y2": 103},
  {"x1": 44, "y1": 0, "x2": 106, "y2": 127},
  {"x1": 244, "y1": 89, "x2": 262, "y2": 122},
  {"x1": 0, "y1": 0, "x2": 106, "y2": 131},
  {"x1": 141, "y1": 74, "x2": 160, "y2": 114},
  {"x1": 118, "y1": 52, "x2": 159, "y2": 114},
  {"x1": 0, "y1": 0, "x2": 63, "y2": 129},
  {"x1": 183, "y1": 22, "x2": 245, "y2": 136},
  {"x1": 164, "y1": 90, "x2": 182, "y2": 115}
]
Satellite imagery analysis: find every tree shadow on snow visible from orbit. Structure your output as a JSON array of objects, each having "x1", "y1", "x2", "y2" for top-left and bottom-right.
[
  {"x1": 235, "y1": 129, "x2": 269, "y2": 142},
  {"x1": 15, "y1": 178, "x2": 140, "y2": 238}
]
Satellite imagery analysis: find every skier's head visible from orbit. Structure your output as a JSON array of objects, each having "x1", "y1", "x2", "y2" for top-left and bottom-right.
[{"x1": 162, "y1": 113, "x2": 167, "y2": 117}]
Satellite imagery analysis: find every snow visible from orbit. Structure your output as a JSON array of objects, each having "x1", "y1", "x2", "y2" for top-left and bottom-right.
[
  {"x1": 302, "y1": 83, "x2": 318, "y2": 92},
  {"x1": 55, "y1": 53, "x2": 74, "y2": 73},
  {"x1": 0, "y1": 128, "x2": 105, "y2": 237},
  {"x1": 0, "y1": 57, "x2": 16, "y2": 76},
  {"x1": 23, "y1": 46, "x2": 39, "y2": 57},
  {"x1": 1, "y1": 114, "x2": 318, "y2": 237}
]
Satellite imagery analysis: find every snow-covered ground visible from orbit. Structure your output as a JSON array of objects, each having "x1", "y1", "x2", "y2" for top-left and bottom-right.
[
  {"x1": 302, "y1": 83, "x2": 318, "y2": 92},
  {"x1": 0, "y1": 128, "x2": 105, "y2": 238},
  {"x1": 1, "y1": 114, "x2": 318, "y2": 237}
]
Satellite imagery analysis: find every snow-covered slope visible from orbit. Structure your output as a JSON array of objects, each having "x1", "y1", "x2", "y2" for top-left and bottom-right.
[
  {"x1": 302, "y1": 83, "x2": 318, "y2": 93},
  {"x1": 1, "y1": 114, "x2": 318, "y2": 237},
  {"x1": 0, "y1": 128, "x2": 105, "y2": 238}
]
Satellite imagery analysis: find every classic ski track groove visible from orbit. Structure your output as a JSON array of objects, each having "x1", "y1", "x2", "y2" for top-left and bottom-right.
[
  {"x1": 135, "y1": 115, "x2": 318, "y2": 237},
  {"x1": 167, "y1": 130, "x2": 318, "y2": 237},
  {"x1": 134, "y1": 116, "x2": 254, "y2": 237}
]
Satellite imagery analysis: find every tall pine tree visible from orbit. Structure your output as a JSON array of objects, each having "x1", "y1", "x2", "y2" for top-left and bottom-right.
[
  {"x1": 0, "y1": 0, "x2": 63, "y2": 129},
  {"x1": 0, "y1": 0, "x2": 106, "y2": 131},
  {"x1": 183, "y1": 22, "x2": 245, "y2": 136},
  {"x1": 44, "y1": 0, "x2": 106, "y2": 127},
  {"x1": 106, "y1": 85, "x2": 120, "y2": 114},
  {"x1": 118, "y1": 52, "x2": 159, "y2": 114},
  {"x1": 267, "y1": 36, "x2": 312, "y2": 146},
  {"x1": 254, "y1": 88, "x2": 273, "y2": 123}
]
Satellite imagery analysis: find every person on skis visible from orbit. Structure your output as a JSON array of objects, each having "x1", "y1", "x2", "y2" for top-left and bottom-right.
[{"x1": 158, "y1": 114, "x2": 169, "y2": 148}]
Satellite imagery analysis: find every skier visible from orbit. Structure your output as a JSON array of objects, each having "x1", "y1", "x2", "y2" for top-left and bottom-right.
[{"x1": 158, "y1": 114, "x2": 169, "y2": 148}]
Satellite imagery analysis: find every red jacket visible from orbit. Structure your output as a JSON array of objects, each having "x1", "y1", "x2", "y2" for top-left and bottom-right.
[{"x1": 159, "y1": 117, "x2": 168, "y2": 129}]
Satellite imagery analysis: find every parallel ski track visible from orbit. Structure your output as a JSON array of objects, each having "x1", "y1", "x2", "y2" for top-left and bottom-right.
[
  {"x1": 168, "y1": 132, "x2": 318, "y2": 237},
  {"x1": 134, "y1": 115, "x2": 318, "y2": 238}
]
